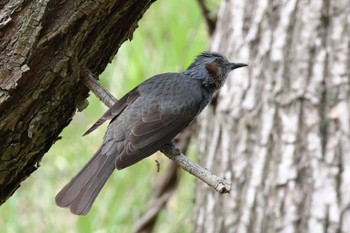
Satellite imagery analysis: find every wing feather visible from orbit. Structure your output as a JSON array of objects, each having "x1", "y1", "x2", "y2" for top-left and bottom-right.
[
  {"x1": 115, "y1": 106, "x2": 197, "y2": 169},
  {"x1": 83, "y1": 88, "x2": 140, "y2": 136}
]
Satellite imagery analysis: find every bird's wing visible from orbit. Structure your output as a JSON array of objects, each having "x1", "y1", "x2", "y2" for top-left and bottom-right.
[
  {"x1": 115, "y1": 105, "x2": 198, "y2": 169},
  {"x1": 83, "y1": 88, "x2": 140, "y2": 136}
]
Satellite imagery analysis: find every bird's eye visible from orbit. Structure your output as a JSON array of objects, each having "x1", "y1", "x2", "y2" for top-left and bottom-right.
[{"x1": 214, "y1": 58, "x2": 224, "y2": 64}]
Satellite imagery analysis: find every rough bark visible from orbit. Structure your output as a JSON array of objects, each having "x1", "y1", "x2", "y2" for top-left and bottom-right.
[
  {"x1": 194, "y1": 0, "x2": 350, "y2": 232},
  {"x1": 0, "y1": 0, "x2": 155, "y2": 204}
]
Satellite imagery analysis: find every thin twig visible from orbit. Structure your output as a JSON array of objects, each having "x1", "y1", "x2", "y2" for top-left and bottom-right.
[
  {"x1": 197, "y1": 0, "x2": 217, "y2": 35},
  {"x1": 133, "y1": 125, "x2": 193, "y2": 233},
  {"x1": 161, "y1": 144, "x2": 231, "y2": 193},
  {"x1": 133, "y1": 162, "x2": 178, "y2": 233},
  {"x1": 81, "y1": 70, "x2": 117, "y2": 108},
  {"x1": 81, "y1": 71, "x2": 232, "y2": 192}
]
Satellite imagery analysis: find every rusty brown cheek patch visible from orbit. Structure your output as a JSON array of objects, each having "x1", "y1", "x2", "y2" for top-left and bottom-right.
[{"x1": 205, "y1": 62, "x2": 220, "y2": 80}]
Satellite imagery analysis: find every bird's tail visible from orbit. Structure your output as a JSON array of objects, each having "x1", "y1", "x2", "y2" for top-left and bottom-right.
[{"x1": 55, "y1": 147, "x2": 115, "y2": 215}]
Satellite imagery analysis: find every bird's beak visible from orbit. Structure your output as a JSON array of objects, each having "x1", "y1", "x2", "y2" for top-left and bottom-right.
[{"x1": 229, "y1": 63, "x2": 248, "y2": 70}]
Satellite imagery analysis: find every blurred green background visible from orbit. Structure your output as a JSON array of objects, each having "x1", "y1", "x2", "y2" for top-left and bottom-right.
[{"x1": 0, "y1": 0, "x2": 219, "y2": 232}]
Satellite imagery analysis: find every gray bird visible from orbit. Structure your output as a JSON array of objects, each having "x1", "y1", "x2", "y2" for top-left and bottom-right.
[{"x1": 55, "y1": 52, "x2": 247, "y2": 215}]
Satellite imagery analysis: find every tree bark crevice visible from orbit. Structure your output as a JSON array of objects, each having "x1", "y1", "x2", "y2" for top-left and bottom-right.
[{"x1": 0, "y1": 0, "x2": 155, "y2": 204}]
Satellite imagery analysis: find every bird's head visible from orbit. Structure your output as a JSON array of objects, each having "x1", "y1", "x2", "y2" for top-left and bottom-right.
[{"x1": 184, "y1": 52, "x2": 247, "y2": 90}]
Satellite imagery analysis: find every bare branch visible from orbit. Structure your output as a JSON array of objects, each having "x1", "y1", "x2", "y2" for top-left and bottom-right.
[
  {"x1": 133, "y1": 125, "x2": 194, "y2": 233},
  {"x1": 81, "y1": 70, "x2": 117, "y2": 108},
  {"x1": 161, "y1": 144, "x2": 231, "y2": 193},
  {"x1": 196, "y1": 0, "x2": 217, "y2": 35},
  {"x1": 133, "y1": 162, "x2": 178, "y2": 233}
]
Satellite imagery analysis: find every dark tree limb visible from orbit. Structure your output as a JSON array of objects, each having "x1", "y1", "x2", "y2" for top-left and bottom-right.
[
  {"x1": 0, "y1": 0, "x2": 155, "y2": 204},
  {"x1": 133, "y1": 161, "x2": 178, "y2": 233},
  {"x1": 133, "y1": 126, "x2": 193, "y2": 233},
  {"x1": 197, "y1": 0, "x2": 217, "y2": 35}
]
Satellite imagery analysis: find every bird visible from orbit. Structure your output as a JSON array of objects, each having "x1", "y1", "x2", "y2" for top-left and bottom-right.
[{"x1": 55, "y1": 52, "x2": 247, "y2": 215}]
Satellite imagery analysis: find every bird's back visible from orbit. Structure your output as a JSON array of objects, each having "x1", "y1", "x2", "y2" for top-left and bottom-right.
[{"x1": 104, "y1": 72, "x2": 210, "y2": 169}]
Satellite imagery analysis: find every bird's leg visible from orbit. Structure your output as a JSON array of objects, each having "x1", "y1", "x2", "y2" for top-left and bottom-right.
[
  {"x1": 81, "y1": 70, "x2": 232, "y2": 194},
  {"x1": 160, "y1": 142, "x2": 181, "y2": 155}
]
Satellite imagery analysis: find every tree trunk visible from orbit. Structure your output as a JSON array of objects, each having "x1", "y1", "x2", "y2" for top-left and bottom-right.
[
  {"x1": 194, "y1": 0, "x2": 350, "y2": 232},
  {"x1": 0, "y1": 0, "x2": 154, "y2": 204}
]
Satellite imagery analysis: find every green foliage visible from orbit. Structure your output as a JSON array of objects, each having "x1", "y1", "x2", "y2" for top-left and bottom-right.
[{"x1": 0, "y1": 0, "x2": 212, "y2": 232}]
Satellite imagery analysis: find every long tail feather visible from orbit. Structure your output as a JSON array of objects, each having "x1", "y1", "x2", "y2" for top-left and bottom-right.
[{"x1": 55, "y1": 148, "x2": 115, "y2": 215}]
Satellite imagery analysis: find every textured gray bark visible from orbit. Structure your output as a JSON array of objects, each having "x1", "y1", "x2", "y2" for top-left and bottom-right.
[
  {"x1": 194, "y1": 0, "x2": 350, "y2": 232},
  {"x1": 0, "y1": 0, "x2": 154, "y2": 204}
]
